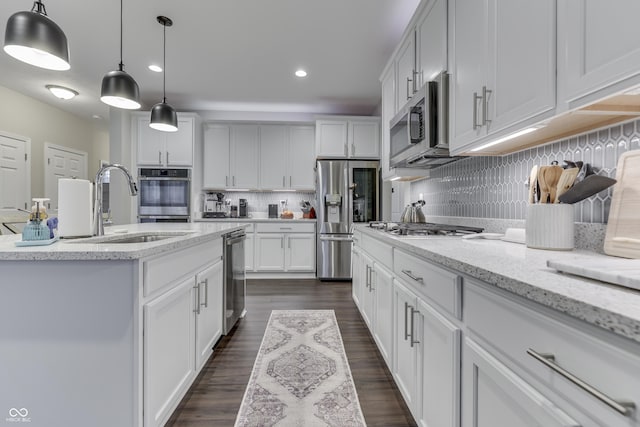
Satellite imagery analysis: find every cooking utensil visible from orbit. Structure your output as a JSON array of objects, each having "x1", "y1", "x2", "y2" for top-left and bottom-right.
[
  {"x1": 604, "y1": 150, "x2": 640, "y2": 258},
  {"x1": 553, "y1": 167, "x2": 579, "y2": 203},
  {"x1": 557, "y1": 174, "x2": 617, "y2": 204},
  {"x1": 528, "y1": 165, "x2": 538, "y2": 204},
  {"x1": 538, "y1": 165, "x2": 563, "y2": 203}
]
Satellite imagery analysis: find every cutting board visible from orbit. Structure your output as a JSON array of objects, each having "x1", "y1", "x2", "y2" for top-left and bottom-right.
[
  {"x1": 547, "y1": 257, "x2": 640, "y2": 291},
  {"x1": 604, "y1": 150, "x2": 640, "y2": 258}
]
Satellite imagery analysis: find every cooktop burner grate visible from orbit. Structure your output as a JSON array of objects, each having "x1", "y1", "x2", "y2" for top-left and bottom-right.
[{"x1": 368, "y1": 221, "x2": 483, "y2": 236}]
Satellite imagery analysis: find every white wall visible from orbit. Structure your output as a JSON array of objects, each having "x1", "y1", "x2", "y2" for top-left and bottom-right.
[{"x1": 0, "y1": 85, "x2": 108, "y2": 198}]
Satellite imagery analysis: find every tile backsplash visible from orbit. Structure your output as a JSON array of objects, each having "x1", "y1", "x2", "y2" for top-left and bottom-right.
[
  {"x1": 199, "y1": 191, "x2": 315, "y2": 215},
  {"x1": 410, "y1": 119, "x2": 640, "y2": 224}
]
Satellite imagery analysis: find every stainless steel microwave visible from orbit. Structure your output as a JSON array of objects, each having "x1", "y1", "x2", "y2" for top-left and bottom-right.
[{"x1": 390, "y1": 71, "x2": 459, "y2": 168}]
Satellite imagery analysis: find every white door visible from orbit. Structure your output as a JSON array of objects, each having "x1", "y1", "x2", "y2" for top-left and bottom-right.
[
  {"x1": 195, "y1": 260, "x2": 224, "y2": 371},
  {"x1": 417, "y1": 300, "x2": 461, "y2": 427},
  {"x1": 230, "y1": 125, "x2": 259, "y2": 189},
  {"x1": 393, "y1": 279, "x2": 419, "y2": 413},
  {"x1": 136, "y1": 117, "x2": 166, "y2": 166},
  {"x1": 259, "y1": 125, "x2": 288, "y2": 190},
  {"x1": 288, "y1": 126, "x2": 315, "y2": 190},
  {"x1": 203, "y1": 124, "x2": 230, "y2": 189},
  {"x1": 396, "y1": 33, "x2": 416, "y2": 108},
  {"x1": 315, "y1": 121, "x2": 348, "y2": 158},
  {"x1": 0, "y1": 134, "x2": 29, "y2": 209},
  {"x1": 381, "y1": 67, "x2": 395, "y2": 179},
  {"x1": 165, "y1": 117, "x2": 194, "y2": 167},
  {"x1": 373, "y1": 263, "x2": 394, "y2": 367},
  {"x1": 255, "y1": 233, "x2": 285, "y2": 271},
  {"x1": 416, "y1": 0, "x2": 448, "y2": 85},
  {"x1": 44, "y1": 143, "x2": 88, "y2": 211},
  {"x1": 245, "y1": 233, "x2": 254, "y2": 271},
  {"x1": 349, "y1": 121, "x2": 380, "y2": 159},
  {"x1": 285, "y1": 233, "x2": 316, "y2": 271},
  {"x1": 351, "y1": 246, "x2": 362, "y2": 308},
  {"x1": 361, "y1": 252, "x2": 375, "y2": 329}
]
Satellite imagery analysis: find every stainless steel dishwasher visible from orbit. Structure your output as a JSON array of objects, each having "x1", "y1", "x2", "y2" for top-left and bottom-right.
[{"x1": 223, "y1": 229, "x2": 246, "y2": 334}]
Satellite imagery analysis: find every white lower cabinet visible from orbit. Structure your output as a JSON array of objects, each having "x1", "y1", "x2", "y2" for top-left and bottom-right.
[
  {"x1": 285, "y1": 233, "x2": 316, "y2": 271},
  {"x1": 255, "y1": 233, "x2": 285, "y2": 271},
  {"x1": 372, "y1": 262, "x2": 393, "y2": 367},
  {"x1": 360, "y1": 251, "x2": 375, "y2": 329},
  {"x1": 254, "y1": 223, "x2": 316, "y2": 273},
  {"x1": 194, "y1": 260, "x2": 224, "y2": 371},
  {"x1": 245, "y1": 233, "x2": 254, "y2": 271},
  {"x1": 392, "y1": 279, "x2": 420, "y2": 411},
  {"x1": 351, "y1": 244, "x2": 362, "y2": 308},
  {"x1": 462, "y1": 337, "x2": 581, "y2": 427}
]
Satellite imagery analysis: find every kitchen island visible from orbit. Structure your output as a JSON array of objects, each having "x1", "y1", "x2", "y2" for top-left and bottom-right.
[
  {"x1": 354, "y1": 224, "x2": 640, "y2": 427},
  {"x1": 0, "y1": 222, "x2": 246, "y2": 427}
]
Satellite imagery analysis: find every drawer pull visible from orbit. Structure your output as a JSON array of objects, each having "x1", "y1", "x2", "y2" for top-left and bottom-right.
[
  {"x1": 402, "y1": 269, "x2": 424, "y2": 283},
  {"x1": 527, "y1": 349, "x2": 636, "y2": 417}
]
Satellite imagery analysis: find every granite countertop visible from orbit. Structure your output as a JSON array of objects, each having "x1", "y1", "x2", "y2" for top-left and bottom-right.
[
  {"x1": 356, "y1": 225, "x2": 640, "y2": 344},
  {"x1": 0, "y1": 222, "x2": 247, "y2": 261}
]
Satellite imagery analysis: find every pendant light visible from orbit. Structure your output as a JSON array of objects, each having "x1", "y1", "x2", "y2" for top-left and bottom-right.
[
  {"x1": 3, "y1": 1, "x2": 70, "y2": 71},
  {"x1": 149, "y1": 16, "x2": 177, "y2": 132},
  {"x1": 100, "y1": 0, "x2": 140, "y2": 110}
]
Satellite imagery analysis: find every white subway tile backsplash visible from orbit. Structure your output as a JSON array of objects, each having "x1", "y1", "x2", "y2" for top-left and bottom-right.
[{"x1": 410, "y1": 119, "x2": 640, "y2": 224}]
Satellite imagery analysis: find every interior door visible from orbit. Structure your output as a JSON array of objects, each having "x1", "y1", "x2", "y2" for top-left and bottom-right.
[
  {"x1": 0, "y1": 134, "x2": 29, "y2": 209},
  {"x1": 44, "y1": 143, "x2": 88, "y2": 211}
]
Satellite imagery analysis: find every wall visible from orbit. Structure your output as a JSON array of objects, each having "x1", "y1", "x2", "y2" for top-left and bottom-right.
[
  {"x1": 410, "y1": 119, "x2": 640, "y2": 224},
  {"x1": 0, "y1": 85, "x2": 108, "y2": 198}
]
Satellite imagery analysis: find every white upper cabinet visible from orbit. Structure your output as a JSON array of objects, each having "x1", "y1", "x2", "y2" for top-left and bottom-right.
[
  {"x1": 416, "y1": 0, "x2": 448, "y2": 86},
  {"x1": 396, "y1": 35, "x2": 417, "y2": 107},
  {"x1": 259, "y1": 125, "x2": 288, "y2": 189},
  {"x1": 203, "y1": 124, "x2": 230, "y2": 189},
  {"x1": 136, "y1": 114, "x2": 195, "y2": 167},
  {"x1": 558, "y1": 0, "x2": 640, "y2": 110},
  {"x1": 260, "y1": 125, "x2": 315, "y2": 190},
  {"x1": 230, "y1": 125, "x2": 259, "y2": 189},
  {"x1": 287, "y1": 126, "x2": 315, "y2": 190},
  {"x1": 449, "y1": 0, "x2": 556, "y2": 154},
  {"x1": 316, "y1": 117, "x2": 380, "y2": 159}
]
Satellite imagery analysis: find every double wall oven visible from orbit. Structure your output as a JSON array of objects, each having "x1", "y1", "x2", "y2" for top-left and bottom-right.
[{"x1": 138, "y1": 168, "x2": 191, "y2": 223}]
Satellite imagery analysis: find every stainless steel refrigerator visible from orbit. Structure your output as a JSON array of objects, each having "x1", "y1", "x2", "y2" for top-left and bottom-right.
[{"x1": 316, "y1": 159, "x2": 379, "y2": 280}]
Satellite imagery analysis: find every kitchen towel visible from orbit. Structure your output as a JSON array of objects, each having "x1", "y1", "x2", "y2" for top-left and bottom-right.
[{"x1": 58, "y1": 178, "x2": 93, "y2": 238}]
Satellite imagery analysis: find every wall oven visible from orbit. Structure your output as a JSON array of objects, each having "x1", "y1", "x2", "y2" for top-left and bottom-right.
[
  {"x1": 390, "y1": 71, "x2": 459, "y2": 168},
  {"x1": 138, "y1": 168, "x2": 191, "y2": 222}
]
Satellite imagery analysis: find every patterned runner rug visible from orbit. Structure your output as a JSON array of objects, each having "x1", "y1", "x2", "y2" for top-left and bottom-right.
[{"x1": 234, "y1": 310, "x2": 367, "y2": 427}]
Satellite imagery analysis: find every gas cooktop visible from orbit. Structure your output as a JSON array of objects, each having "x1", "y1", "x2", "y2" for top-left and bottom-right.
[{"x1": 368, "y1": 221, "x2": 484, "y2": 237}]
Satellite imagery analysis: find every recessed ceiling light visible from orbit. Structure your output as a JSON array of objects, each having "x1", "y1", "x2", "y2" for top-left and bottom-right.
[
  {"x1": 46, "y1": 85, "x2": 78, "y2": 100},
  {"x1": 148, "y1": 64, "x2": 162, "y2": 72},
  {"x1": 295, "y1": 69, "x2": 307, "y2": 78}
]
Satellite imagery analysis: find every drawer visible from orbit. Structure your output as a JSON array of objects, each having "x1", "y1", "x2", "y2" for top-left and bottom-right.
[
  {"x1": 255, "y1": 222, "x2": 315, "y2": 233},
  {"x1": 143, "y1": 239, "x2": 222, "y2": 298},
  {"x1": 361, "y1": 233, "x2": 393, "y2": 269},
  {"x1": 465, "y1": 280, "x2": 640, "y2": 425},
  {"x1": 393, "y1": 249, "x2": 461, "y2": 318}
]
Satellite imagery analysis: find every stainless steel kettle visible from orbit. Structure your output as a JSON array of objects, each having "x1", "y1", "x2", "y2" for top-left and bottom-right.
[{"x1": 400, "y1": 200, "x2": 426, "y2": 223}]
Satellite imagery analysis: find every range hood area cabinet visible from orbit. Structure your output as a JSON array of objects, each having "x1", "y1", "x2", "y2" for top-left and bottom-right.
[
  {"x1": 449, "y1": 0, "x2": 556, "y2": 154},
  {"x1": 133, "y1": 112, "x2": 199, "y2": 167},
  {"x1": 202, "y1": 123, "x2": 315, "y2": 191},
  {"x1": 315, "y1": 117, "x2": 380, "y2": 159}
]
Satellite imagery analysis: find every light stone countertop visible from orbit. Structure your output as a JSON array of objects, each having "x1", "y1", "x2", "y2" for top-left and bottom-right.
[
  {"x1": 0, "y1": 222, "x2": 247, "y2": 261},
  {"x1": 356, "y1": 224, "x2": 640, "y2": 344}
]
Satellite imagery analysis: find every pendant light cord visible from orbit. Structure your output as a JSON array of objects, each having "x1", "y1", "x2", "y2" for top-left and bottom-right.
[
  {"x1": 119, "y1": 0, "x2": 124, "y2": 71},
  {"x1": 162, "y1": 23, "x2": 167, "y2": 103}
]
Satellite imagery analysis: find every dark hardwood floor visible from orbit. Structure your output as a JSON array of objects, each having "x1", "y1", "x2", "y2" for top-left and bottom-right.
[{"x1": 166, "y1": 279, "x2": 417, "y2": 427}]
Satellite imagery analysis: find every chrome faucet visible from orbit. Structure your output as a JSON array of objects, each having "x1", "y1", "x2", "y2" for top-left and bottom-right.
[{"x1": 93, "y1": 163, "x2": 138, "y2": 236}]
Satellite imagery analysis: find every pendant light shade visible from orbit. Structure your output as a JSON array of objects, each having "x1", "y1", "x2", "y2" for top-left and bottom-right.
[
  {"x1": 100, "y1": 0, "x2": 140, "y2": 110},
  {"x1": 3, "y1": 1, "x2": 70, "y2": 71},
  {"x1": 149, "y1": 16, "x2": 178, "y2": 132}
]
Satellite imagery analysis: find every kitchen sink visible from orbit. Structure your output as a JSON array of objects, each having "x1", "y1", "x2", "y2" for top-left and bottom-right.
[{"x1": 68, "y1": 231, "x2": 195, "y2": 244}]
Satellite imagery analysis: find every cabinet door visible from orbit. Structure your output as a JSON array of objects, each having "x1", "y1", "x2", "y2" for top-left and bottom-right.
[
  {"x1": 195, "y1": 259, "x2": 224, "y2": 371},
  {"x1": 450, "y1": 0, "x2": 489, "y2": 152},
  {"x1": 316, "y1": 120, "x2": 348, "y2": 158},
  {"x1": 488, "y1": 0, "x2": 555, "y2": 134},
  {"x1": 560, "y1": 0, "x2": 640, "y2": 108},
  {"x1": 396, "y1": 33, "x2": 417, "y2": 108},
  {"x1": 259, "y1": 125, "x2": 288, "y2": 190},
  {"x1": 136, "y1": 117, "x2": 165, "y2": 166},
  {"x1": 288, "y1": 126, "x2": 315, "y2": 189},
  {"x1": 144, "y1": 277, "x2": 195, "y2": 427},
  {"x1": 203, "y1": 125, "x2": 230, "y2": 189},
  {"x1": 416, "y1": 0, "x2": 448, "y2": 86},
  {"x1": 462, "y1": 338, "x2": 582, "y2": 427},
  {"x1": 373, "y1": 263, "x2": 393, "y2": 368},
  {"x1": 381, "y1": 66, "x2": 395, "y2": 179},
  {"x1": 351, "y1": 246, "x2": 362, "y2": 309},
  {"x1": 393, "y1": 279, "x2": 419, "y2": 413},
  {"x1": 417, "y1": 299, "x2": 461, "y2": 427},
  {"x1": 230, "y1": 125, "x2": 259, "y2": 189},
  {"x1": 349, "y1": 121, "x2": 380, "y2": 159},
  {"x1": 285, "y1": 233, "x2": 316, "y2": 272},
  {"x1": 165, "y1": 117, "x2": 194, "y2": 167},
  {"x1": 255, "y1": 233, "x2": 285, "y2": 271},
  {"x1": 361, "y1": 252, "x2": 375, "y2": 330},
  {"x1": 245, "y1": 233, "x2": 254, "y2": 272}
]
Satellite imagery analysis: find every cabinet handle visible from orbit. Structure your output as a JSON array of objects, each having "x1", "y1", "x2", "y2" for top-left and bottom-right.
[
  {"x1": 527, "y1": 349, "x2": 636, "y2": 417},
  {"x1": 402, "y1": 269, "x2": 424, "y2": 283},
  {"x1": 482, "y1": 86, "x2": 492, "y2": 125},
  {"x1": 233, "y1": 176, "x2": 236, "y2": 186},
  {"x1": 193, "y1": 283, "x2": 201, "y2": 315},
  {"x1": 365, "y1": 265, "x2": 370, "y2": 289},
  {"x1": 282, "y1": 176, "x2": 285, "y2": 187},
  {"x1": 158, "y1": 151, "x2": 162, "y2": 165},
  {"x1": 289, "y1": 176, "x2": 292, "y2": 187},
  {"x1": 287, "y1": 238, "x2": 291, "y2": 249},
  {"x1": 280, "y1": 227, "x2": 292, "y2": 230},
  {"x1": 281, "y1": 237, "x2": 283, "y2": 249},
  {"x1": 410, "y1": 307, "x2": 420, "y2": 347},
  {"x1": 404, "y1": 302, "x2": 410, "y2": 341},
  {"x1": 473, "y1": 92, "x2": 483, "y2": 130},
  {"x1": 201, "y1": 278, "x2": 209, "y2": 308},
  {"x1": 413, "y1": 70, "x2": 423, "y2": 92},
  {"x1": 225, "y1": 176, "x2": 228, "y2": 186},
  {"x1": 406, "y1": 77, "x2": 413, "y2": 100},
  {"x1": 166, "y1": 151, "x2": 169, "y2": 165},
  {"x1": 351, "y1": 143, "x2": 355, "y2": 157},
  {"x1": 369, "y1": 268, "x2": 375, "y2": 291}
]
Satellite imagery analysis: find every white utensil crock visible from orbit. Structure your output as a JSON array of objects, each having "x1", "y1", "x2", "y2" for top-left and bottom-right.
[{"x1": 526, "y1": 204, "x2": 574, "y2": 250}]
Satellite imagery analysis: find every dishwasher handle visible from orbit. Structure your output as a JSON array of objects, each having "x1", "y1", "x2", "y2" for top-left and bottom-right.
[
  {"x1": 319, "y1": 235, "x2": 353, "y2": 242},
  {"x1": 225, "y1": 231, "x2": 246, "y2": 245}
]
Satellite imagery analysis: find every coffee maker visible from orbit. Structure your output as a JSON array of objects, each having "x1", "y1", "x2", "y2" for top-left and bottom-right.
[
  {"x1": 239, "y1": 199, "x2": 247, "y2": 217},
  {"x1": 203, "y1": 192, "x2": 229, "y2": 218}
]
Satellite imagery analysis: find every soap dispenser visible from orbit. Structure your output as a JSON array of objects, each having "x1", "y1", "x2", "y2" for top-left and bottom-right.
[{"x1": 22, "y1": 198, "x2": 51, "y2": 241}]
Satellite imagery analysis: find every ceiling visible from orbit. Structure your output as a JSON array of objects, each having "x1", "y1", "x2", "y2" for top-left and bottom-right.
[{"x1": 0, "y1": 0, "x2": 420, "y2": 122}]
